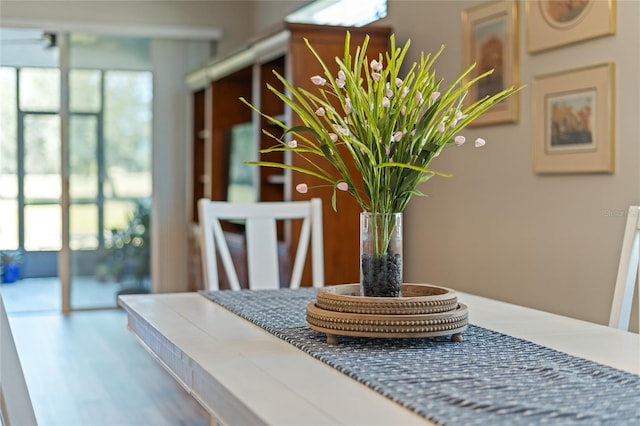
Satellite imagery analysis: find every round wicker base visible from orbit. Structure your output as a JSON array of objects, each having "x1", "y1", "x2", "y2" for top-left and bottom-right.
[{"x1": 306, "y1": 283, "x2": 468, "y2": 345}]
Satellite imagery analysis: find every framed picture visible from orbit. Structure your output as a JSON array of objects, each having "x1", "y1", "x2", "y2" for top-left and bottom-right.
[
  {"x1": 527, "y1": 0, "x2": 616, "y2": 53},
  {"x1": 532, "y1": 63, "x2": 614, "y2": 174},
  {"x1": 462, "y1": 0, "x2": 519, "y2": 127}
]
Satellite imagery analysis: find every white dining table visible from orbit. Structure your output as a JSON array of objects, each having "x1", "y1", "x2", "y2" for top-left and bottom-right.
[{"x1": 118, "y1": 290, "x2": 640, "y2": 426}]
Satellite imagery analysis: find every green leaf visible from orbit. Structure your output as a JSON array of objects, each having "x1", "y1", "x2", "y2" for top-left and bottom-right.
[
  {"x1": 239, "y1": 32, "x2": 522, "y2": 215},
  {"x1": 331, "y1": 187, "x2": 337, "y2": 211}
]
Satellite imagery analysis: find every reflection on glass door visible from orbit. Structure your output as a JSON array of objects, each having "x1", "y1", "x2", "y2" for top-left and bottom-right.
[
  {"x1": 66, "y1": 34, "x2": 153, "y2": 309},
  {"x1": 67, "y1": 67, "x2": 111, "y2": 309}
]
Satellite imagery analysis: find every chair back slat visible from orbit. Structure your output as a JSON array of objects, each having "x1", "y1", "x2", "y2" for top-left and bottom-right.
[
  {"x1": 289, "y1": 215, "x2": 311, "y2": 289},
  {"x1": 245, "y1": 217, "x2": 280, "y2": 290},
  {"x1": 198, "y1": 198, "x2": 324, "y2": 291},
  {"x1": 210, "y1": 215, "x2": 242, "y2": 291}
]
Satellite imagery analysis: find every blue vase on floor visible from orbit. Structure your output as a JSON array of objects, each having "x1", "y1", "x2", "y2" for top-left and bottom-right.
[{"x1": 1, "y1": 263, "x2": 20, "y2": 283}]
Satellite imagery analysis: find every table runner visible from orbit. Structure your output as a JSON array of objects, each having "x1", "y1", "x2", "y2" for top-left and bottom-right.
[{"x1": 201, "y1": 288, "x2": 640, "y2": 425}]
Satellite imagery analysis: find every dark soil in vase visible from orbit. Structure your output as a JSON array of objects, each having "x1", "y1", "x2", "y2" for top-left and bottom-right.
[{"x1": 361, "y1": 253, "x2": 402, "y2": 297}]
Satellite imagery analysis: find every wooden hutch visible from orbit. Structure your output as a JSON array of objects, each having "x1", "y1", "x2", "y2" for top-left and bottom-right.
[{"x1": 187, "y1": 23, "x2": 392, "y2": 289}]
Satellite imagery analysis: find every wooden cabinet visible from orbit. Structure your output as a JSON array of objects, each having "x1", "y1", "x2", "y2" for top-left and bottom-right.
[
  {"x1": 188, "y1": 23, "x2": 392, "y2": 287},
  {"x1": 191, "y1": 88, "x2": 206, "y2": 223}
]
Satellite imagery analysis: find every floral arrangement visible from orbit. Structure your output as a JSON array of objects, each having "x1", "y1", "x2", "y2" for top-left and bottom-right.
[
  {"x1": 240, "y1": 32, "x2": 520, "y2": 215},
  {"x1": 241, "y1": 32, "x2": 521, "y2": 296}
]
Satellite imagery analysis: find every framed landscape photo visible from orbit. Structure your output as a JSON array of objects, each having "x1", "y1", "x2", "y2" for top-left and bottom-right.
[
  {"x1": 527, "y1": 0, "x2": 616, "y2": 53},
  {"x1": 532, "y1": 63, "x2": 614, "y2": 174},
  {"x1": 462, "y1": 0, "x2": 519, "y2": 127}
]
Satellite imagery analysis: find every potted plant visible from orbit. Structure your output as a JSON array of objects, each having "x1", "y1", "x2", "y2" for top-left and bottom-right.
[
  {"x1": 241, "y1": 32, "x2": 521, "y2": 296},
  {"x1": 1, "y1": 250, "x2": 22, "y2": 284},
  {"x1": 95, "y1": 201, "x2": 151, "y2": 294}
]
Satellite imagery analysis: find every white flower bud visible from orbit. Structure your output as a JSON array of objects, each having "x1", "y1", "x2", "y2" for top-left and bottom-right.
[{"x1": 310, "y1": 75, "x2": 326, "y2": 86}]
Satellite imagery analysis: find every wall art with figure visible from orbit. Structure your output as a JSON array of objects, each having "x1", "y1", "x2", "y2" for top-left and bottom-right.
[
  {"x1": 527, "y1": 0, "x2": 616, "y2": 53},
  {"x1": 463, "y1": 0, "x2": 519, "y2": 126},
  {"x1": 547, "y1": 91, "x2": 596, "y2": 152}
]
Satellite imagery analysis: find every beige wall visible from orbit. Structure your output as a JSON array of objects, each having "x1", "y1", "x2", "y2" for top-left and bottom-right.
[{"x1": 376, "y1": 0, "x2": 639, "y2": 330}]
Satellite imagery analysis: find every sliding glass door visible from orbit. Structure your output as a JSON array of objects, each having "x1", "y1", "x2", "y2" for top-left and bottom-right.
[
  {"x1": 0, "y1": 29, "x2": 152, "y2": 312},
  {"x1": 64, "y1": 33, "x2": 153, "y2": 310}
]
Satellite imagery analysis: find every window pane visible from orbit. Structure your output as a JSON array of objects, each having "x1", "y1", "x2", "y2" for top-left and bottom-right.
[
  {"x1": 25, "y1": 204, "x2": 61, "y2": 250},
  {"x1": 70, "y1": 115, "x2": 97, "y2": 199},
  {"x1": 286, "y1": 0, "x2": 387, "y2": 26},
  {"x1": 24, "y1": 114, "x2": 60, "y2": 201},
  {"x1": 104, "y1": 169, "x2": 152, "y2": 199},
  {"x1": 0, "y1": 68, "x2": 18, "y2": 176},
  {"x1": 20, "y1": 68, "x2": 60, "y2": 111},
  {"x1": 0, "y1": 67, "x2": 19, "y2": 251},
  {"x1": 0, "y1": 200, "x2": 18, "y2": 250},
  {"x1": 70, "y1": 204, "x2": 98, "y2": 250},
  {"x1": 70, "y1": 34, "x2": 151, "y2": 71},
  {"x1": 104, "y1": 71, "x2": 152, "y2": 199},
  {"x1": 70, "y1": 69, "x2": 101, "y2": 112},
  {"x1": 104, "y1": 200, "x2": 136, "y2": 233}
]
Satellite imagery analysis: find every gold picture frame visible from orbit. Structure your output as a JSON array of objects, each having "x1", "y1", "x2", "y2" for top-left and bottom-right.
[
  {"x1": 527, "y1": 0, "x2": 616, "y2": 53},
  {"x1": 462, "y1": 0, "x2": 519, "y2": 127},
  {"x1": 532, "y1": 63, "x2": 614, "y2": 174}
]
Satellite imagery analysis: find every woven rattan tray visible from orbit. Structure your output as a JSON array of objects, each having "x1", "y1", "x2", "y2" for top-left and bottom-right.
[
  {"x1": 307, "y1": 284, "x2": 468, "y2": 345},
  {"x1": 315, "y1": 283, "x2": 459, "y2": 315}
]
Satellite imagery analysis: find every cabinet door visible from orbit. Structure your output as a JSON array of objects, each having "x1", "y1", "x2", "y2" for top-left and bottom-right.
[
  {"x1": 287, "y1": 24, "x2": 392, "y2": 286},
  {"x1": 210, "y1": 67, "x2": 253, "y2": 202},
  {"x1": 258, "y1": 57, "x2": 286, "y2": 204}
]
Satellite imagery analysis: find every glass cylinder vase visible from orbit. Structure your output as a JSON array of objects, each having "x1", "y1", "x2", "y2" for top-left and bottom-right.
[{"x1": 360, "y1": 212, "x2": 403, "y2": 297}]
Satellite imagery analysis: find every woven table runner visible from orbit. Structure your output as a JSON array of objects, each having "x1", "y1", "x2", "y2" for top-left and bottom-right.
[{"x1": 201, "y1": 288, "x2": 640, "y2": 425}]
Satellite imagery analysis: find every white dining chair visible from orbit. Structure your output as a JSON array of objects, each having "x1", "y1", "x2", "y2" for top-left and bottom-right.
[
  {"x1": 198, "y1": 198, "x2": 324, "y2": 291},
  {"x1": 609, "y1": 205, "x2": 640, "y2": 331}
]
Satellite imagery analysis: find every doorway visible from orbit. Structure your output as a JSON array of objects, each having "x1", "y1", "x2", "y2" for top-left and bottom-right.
[{"x1": 0, "y1": 29, "x2": 152, "y2": 313}]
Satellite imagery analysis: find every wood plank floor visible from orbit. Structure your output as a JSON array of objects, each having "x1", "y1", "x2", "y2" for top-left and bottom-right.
[{"x1": 8, "y1": 308, "x2": 211, "y2": 426}]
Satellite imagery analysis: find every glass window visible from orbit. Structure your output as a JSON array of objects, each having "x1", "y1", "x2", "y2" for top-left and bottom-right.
[
  {"x1": 70, "y1": 204, "x2": 98, "y2": 250},
  {"x1": 70, "y1": 114, "x2": 98, "y2": 199},
  {"x1": 0, "y1": 200, "x2": 18, "y2": 250},
  {"x1": 25, "y1": 204, "x2": 61, "y2": 250},
  {"x1": 104, "y1": 71, "x2": 152, "y2": 199},
  {"x1": 24, "y1": 114, "x2": 61, "y2": 201},
  {"x1": 70, "y1": 69, "x2": 101, "y2": 112},
  {"x1": 286, "y1": 0, "x2": 387, "y2": 27},
  {"x1": 0, "y1": 67, "x2": 18, "y2": 195},
  {"x1": 70, "y1": 33, "x2": 151, "y2": 71},
  {"x1": 104, "y1": 200, "x2": 137, "y2": 236},
  {"x1": 0, "y1": 67, "x2": 18, "y2": 250},
  {"x1": 19, "y1": 68, "x2": 60, "y2": 111}
]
